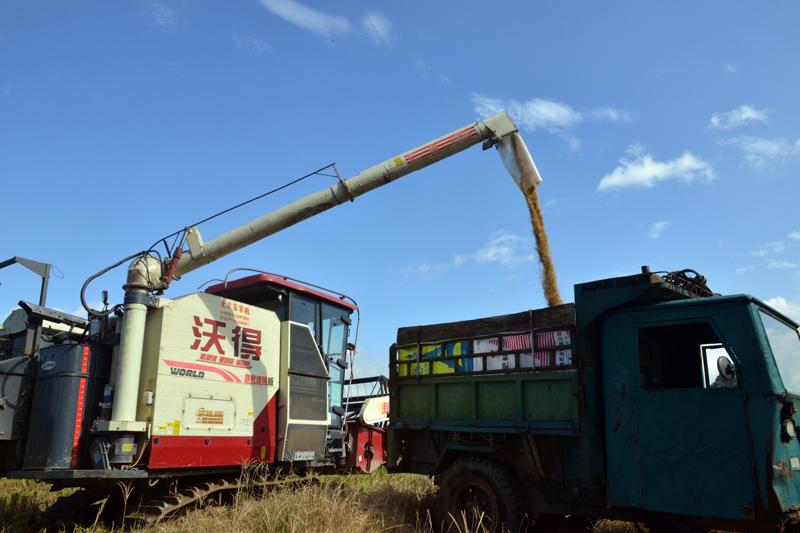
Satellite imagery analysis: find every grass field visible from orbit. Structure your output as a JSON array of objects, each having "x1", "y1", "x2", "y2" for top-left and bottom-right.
[{"x1": 0, "y1": 473, "x2": 638, "y2": 533}]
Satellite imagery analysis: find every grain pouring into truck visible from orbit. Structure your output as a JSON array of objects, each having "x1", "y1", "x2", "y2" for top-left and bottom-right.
[{"x1": 496, "y1": 130, "x2": 562, "y2": 307}]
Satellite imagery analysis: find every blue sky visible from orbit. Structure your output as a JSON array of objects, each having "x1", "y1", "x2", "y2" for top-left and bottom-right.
[{"x1": 1, "y1": 1, "x2": 799, "y2": 375}]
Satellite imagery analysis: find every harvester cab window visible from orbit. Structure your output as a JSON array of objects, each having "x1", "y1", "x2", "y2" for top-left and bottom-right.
[
  {"x1": 638, "y1": 322, "x2": 734, "y2": 389},
  {"x1": 321, "y1": 304, "x2": 349, "y2": 424},
  {"x1": 291, "y1": 294, "x2": 319, "y2": 340},
  {"x1": 321, "y1": 304, "x2": 347, "y2": 357},
  {"x1": 255, "y1": 296, "x2": 286, "y2": 320}
]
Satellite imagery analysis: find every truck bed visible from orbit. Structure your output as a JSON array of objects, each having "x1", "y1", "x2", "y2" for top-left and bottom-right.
[{"x1": 390, "y1": 304, "x2": 579, "y2": 435}]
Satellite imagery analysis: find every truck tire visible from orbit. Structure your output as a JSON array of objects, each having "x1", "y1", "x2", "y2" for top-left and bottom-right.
[{"x1": 435, "y1": 456, "x2": 526, "y2": 532}]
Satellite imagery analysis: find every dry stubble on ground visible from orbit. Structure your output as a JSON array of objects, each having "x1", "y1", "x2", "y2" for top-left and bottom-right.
[{"x1": 0, "y1": 473, "x2": 638, "y2": 533}]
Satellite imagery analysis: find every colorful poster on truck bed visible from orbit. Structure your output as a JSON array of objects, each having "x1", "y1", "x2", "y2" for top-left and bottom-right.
[
  {"x1": 396, "y1": 327, "x2": 576, "y2": 377},
  {"x1": 422, "y1": 344, "x2": 455, "y2": 375},
  {"x1": 534, "y1": 351, "x2": 551, "y2": 367},
  {"x1": 473, "y1": 337, "x2": 516, "y2": 371},
  {"x1": 396, "y1": 343, "x2": 460, "y2": 375},
  {"x1": 534, "y1": 329, "x2": 574, "y2": 369},
  {"x1": 504, "y1": 333, "x2": 533, "y2": 368},
  {"x1": 555, "y1": 349, "x2": 573, "y2": 366},
  {"x1": 535, "y1": 329, "x2": 571, "y2": 348},
  {"x1": 444, "y1": 340, "x2": 473, "y2": 372},
  {"x1": 396, "y1": 346, "x2": 417, "y2": 377}
]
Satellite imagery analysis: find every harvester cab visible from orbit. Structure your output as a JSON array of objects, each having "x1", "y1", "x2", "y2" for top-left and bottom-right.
[{"x1": 204, "y1": 272, "x2": 358, "y2": 459}]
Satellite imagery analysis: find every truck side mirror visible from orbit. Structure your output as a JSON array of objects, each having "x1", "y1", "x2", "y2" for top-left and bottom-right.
[{"x1": 717, "y1": 356, "x2": 736, "y2": 381}]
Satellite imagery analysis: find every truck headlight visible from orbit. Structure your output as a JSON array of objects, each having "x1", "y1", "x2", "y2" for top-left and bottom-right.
[{"x1": 783, "y1": 419, "x2": 796, "y2": 440}]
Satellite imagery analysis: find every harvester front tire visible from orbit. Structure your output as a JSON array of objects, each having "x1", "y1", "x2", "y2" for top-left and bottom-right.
[{"x1": 435, "y1": 456, "x2": 526, "y2": 532}]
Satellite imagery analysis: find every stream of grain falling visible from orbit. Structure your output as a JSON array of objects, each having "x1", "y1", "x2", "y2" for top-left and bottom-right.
[{"x1": 523, "y1": 185, "x2": 562, "y2": 307}]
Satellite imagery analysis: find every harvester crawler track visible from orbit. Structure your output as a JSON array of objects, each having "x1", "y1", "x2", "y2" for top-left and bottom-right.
[
  {"x1": 36, "y1": 474, "x2": 314, "y2": 530},
  {"x1": 125, "y1": 474, "x2": 314, "y2": 526}
]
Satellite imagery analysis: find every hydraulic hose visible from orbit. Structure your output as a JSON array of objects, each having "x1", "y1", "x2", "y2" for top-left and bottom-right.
[{"x1": 80, "y1": 251, "x2": 147, "y2": 317}]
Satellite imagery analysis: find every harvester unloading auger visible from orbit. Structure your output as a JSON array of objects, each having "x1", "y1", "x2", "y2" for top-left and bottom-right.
[{"x1": 0, "y1": 112, "x2": 557, "y2": 526}]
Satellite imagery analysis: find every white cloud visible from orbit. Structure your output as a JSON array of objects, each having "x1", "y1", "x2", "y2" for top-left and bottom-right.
[
  {"x1": 474, "y1": 231, "x2": 535, "y2": 266},
  {"x1": 561, "y1": 133, "x2": 581, "y2": 152},
  {"x1": 598, "y1": 144, "x2": 715, "y2": 191},
  {"x1": 739, "y1": 231, "x2": 800, "y2": 270},
  {"x1": 233, "y1": 33, "x2": 272, "y2": 54},
  {"x1": 735, "y1": 266, "x2": 755, "y2": 274},
  {"x1": 768, "y1": 260, "x2": 799, "y2": 270},
  {"x1": 721, "y1": 135, "x2": 800, "y2": 168},
  {"x1": 473, "y1": 94, "x2": 582, "y2": 132},
  {"x1": 723, "y1": 64, "x2": 739, "y2": 75},
  {"x1": 141, "y1": 0, "x2": 179, "y2": 28},
  {"x1": 543, "y1": 198, "x2": 566, "y2": 214},
  {"x1": 402, "y1": 230, "x2": 533, "y2": 275},
  {"x1": 362, "y1": 12, "x2": 393, "y2": 46},
  {"x1": 472, "y1": 94, "x2": 632, "y2": 152},
  {"x1": 258, "y1": 0, "x2": 351, "y2": 39},
  {"x1": 710, "y1": 105, "x2": 769, "y2": 130},
  {"x1": 748, "y1": 241, "x2": 786, "y2": 257},
  {"x1": 647, "y1": 220, "x2": 670, "y2": 240},
  {"x1": 765, "y1": 297, "x2": 800, "y2": 322},
  {"x1": 590, "y1": 107, "x2": 634, "y2": 123}
]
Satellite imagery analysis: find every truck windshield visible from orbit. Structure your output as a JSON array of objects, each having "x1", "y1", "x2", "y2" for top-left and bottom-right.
[{"x1": 759, "y1": 309, "x2": 800, "y2": 393}]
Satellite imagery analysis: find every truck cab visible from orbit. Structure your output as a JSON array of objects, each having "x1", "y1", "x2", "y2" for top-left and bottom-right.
[
  {"x1": 389, "y1": 268, "x2": 800, "y2": 532},
  {"x1": 595, "y1": 281, "x2": 800, "y2": 527}
]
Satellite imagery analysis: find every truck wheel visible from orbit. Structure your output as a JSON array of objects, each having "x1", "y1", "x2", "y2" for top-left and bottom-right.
[{"x1": 436, "y1": 457, "x2": 525, "y2": 532}]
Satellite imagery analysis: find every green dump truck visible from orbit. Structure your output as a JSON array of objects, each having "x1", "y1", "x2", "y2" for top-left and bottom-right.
[{"x1": 388, "y1": 267, "x2": 800, "y2": 532}]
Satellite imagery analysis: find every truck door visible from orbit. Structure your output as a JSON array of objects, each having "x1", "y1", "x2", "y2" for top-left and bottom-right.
[{"x1": 602, "y1": 312, "x2": 755, "y2": 520}]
